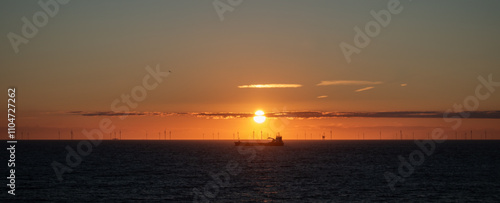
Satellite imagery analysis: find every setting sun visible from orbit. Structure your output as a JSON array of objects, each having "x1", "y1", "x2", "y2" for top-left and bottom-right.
[{"x1": 253, "y1": 110, "x2": 266, "y2": 123}]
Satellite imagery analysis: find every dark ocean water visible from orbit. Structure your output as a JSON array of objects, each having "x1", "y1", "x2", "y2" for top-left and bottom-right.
[{"x1": 2, "y1": 140, "x2": 499, "y2": 202}]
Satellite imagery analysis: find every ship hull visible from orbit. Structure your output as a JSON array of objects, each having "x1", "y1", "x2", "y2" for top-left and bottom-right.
[{"x1": 234, "y1": 142, "x2": 284, "y2": 146}]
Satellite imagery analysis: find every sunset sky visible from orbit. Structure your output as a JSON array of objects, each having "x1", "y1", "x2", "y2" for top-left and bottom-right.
[{"x1": 1, "y1": 0, "x2": 500, "y2": 140}]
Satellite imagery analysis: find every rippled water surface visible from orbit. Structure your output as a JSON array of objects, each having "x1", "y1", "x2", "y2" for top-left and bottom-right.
[{"x1": 3, "y1": 140, "x2": 499, "y2": 202}]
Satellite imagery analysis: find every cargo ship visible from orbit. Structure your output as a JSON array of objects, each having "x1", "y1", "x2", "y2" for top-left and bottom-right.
[{"x1": 234, "y1": 133, "x2": 284, "y2": 146}]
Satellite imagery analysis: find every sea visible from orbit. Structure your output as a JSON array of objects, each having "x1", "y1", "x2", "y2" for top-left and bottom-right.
[{"x1": 2, "y1": 140, "x2": 499, "y2": 202}]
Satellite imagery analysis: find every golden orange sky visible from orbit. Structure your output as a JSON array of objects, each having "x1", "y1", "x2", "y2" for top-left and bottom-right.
[{"x1": 1, "y1": 1, "x2": 500, "y2": 140}]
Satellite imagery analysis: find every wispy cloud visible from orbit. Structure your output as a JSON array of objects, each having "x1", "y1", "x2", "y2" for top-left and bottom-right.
[
  {"x1": 66, "y1": 111, "x2": 179, "y2": 117},
  {"x1": 191, "y1": 111, "x2": 500, "y2": 119},
  {"x1": 193, "y1": 111, "x2": 500, "y2": 119},
  {"x1": 238, "y1": 84, "x2": 302, "y2": 88},
  {"x1": 317, "y1": 95, "x2": 328, "y2": 99},
  {"x1": 355, "y1": 86, "x2": 375, "y2": 92},
  {"x1": 66, "y1": 111, "x2": 500, "y2": 119},
  {"x1": 316, "y1": 80, "x2": 382, "y2": 86},
  {"x1": 401, "y1": 83, "x2": 407, "y2": 87}
]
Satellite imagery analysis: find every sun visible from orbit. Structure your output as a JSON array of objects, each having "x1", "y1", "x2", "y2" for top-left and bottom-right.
[
  {"x1": 253, "y1": 110, "x2": 266, "y2": 123},
  {"x1": 255, "y1": 110, "x2": 265, "y2": 116}
]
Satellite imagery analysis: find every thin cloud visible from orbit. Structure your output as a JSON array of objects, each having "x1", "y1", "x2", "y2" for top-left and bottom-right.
[
  {"x1": 401, "y1": 83, "x2": 407, "y2": 87},
  {"x1": 317, "y1": 95, "x2": 328, "y2": 99},
  {"x1": 66, "y1": 111, "x2": 177, "y2": 117},
  {"x1": 191, "y1": 111, "x2": 500, "y2": 119},
  {"x1": 316, "y1": 80, "x2": 382, "y2": 86},
  {"x1": 66, "y1": 111, "x2": 500, "y2": 119},
  {"x1": 238, "y1": 84, "x2": 302, "y2": 88},
  {"x1": 355, "y1": 86, "x2": 375, "y2": 92}
]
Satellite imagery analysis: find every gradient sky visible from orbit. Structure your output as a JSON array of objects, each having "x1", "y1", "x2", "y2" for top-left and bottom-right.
[{"x1": 1, "y1": 0, "x2": 500, "y2": 139}]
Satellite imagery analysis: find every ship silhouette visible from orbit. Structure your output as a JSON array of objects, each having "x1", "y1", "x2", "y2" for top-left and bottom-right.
[{"x1": 234, "y1": 133, "x2": 284, "y2": 146}]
